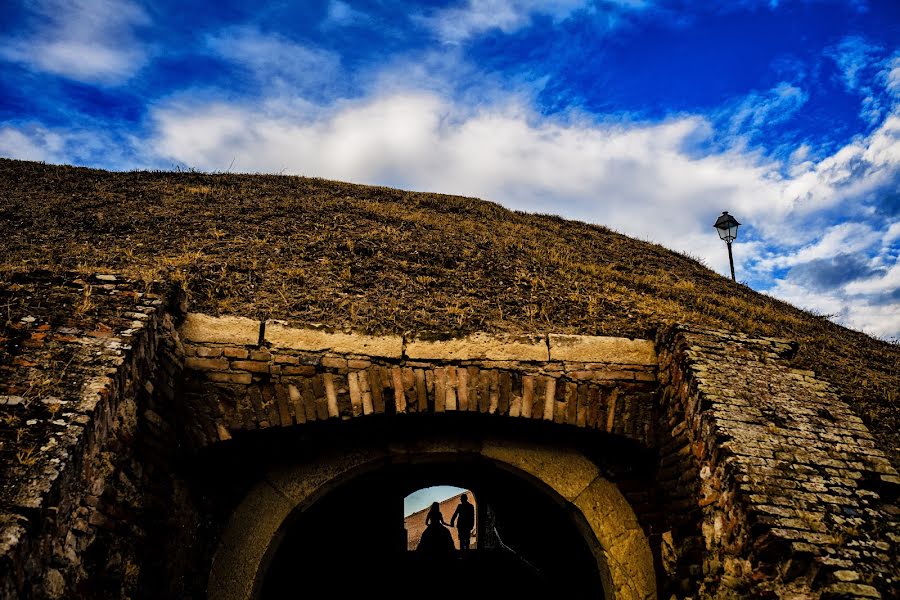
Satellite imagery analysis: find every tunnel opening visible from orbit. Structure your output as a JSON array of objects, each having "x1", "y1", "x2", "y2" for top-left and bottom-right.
[
  {"x1": 260, "y1": 458, "x2": 605, "y2": 600},
  {"x1": 197, "y1": 415, "x2": 658, "y2": 600},
  {"x1": 404, "y1": 485, "x2": 478, "y2": 551}
]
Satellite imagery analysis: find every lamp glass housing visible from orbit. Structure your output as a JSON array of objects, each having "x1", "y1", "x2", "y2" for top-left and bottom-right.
[{"x1": 714, "y1": 211, "x2": 740, "y2": 243}]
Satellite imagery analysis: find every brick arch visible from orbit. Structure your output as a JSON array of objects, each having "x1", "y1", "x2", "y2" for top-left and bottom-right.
[
  {"x1": 178, "y1": 314, "x2": 659, "y2": 450},
  {"x1": 206, "y1": 436, "x2": 656, "y2": 600}
]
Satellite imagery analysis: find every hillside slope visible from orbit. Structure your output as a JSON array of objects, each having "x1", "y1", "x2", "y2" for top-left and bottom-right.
[{"x1": 0, "y1": 158, "x2": 896, "y2": 464}]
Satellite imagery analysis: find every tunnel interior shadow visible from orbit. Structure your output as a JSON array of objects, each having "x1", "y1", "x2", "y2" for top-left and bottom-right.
[{"x1": 260, "y1": 459, "x2": 605, "y2": 600}]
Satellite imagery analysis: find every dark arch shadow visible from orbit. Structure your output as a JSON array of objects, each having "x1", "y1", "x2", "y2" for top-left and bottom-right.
[
  {"x1": 187, "y1": 414, "x2": 658, "y2": 600},
  {"x1": 260, "y1": 458, "x2": 605, "y2": 600}
]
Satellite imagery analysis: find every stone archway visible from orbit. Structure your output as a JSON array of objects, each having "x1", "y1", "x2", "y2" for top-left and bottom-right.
[{"x1": 207, "y1": 435, "x2": 656, "y2": 600}]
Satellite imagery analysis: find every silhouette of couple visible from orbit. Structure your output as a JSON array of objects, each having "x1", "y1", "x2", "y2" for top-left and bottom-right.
[{"x1": 417, "y1": 494, "x2": 474, "y2": 556}]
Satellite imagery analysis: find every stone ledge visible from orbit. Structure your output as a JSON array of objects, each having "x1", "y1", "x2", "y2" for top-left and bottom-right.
[
  {"x1": 265, "y1": 321, "x2": 403, "y2": 359},
  {"x1": 405, "y1": 333, "x2": 548, "y2": 362},
  {"x1": 549, "y1": 334, "x2": 657, "y2": 365},
  {"x1": 181, "y1": 314, "x2": 664, "y2": 367},
  {"x1": 180, "y1": 314, "x2": 259, "y2": 345}
]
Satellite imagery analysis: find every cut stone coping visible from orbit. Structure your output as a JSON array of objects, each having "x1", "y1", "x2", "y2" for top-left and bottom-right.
[
  {"x1": 179, "y1": 314, "x2": 659, "y2": 365},
  {"x1": 180, "y1": 313, "x2": 259, "y2": 346},
  {"x1": 405, "y1": 333, "x2": 548, "y2": 362},
  {"x1": 265, "y1": 321, "x2": 403, "y2": 359},
  {"x1": 549, "y1": 334, "x2": 656, "y2": 365}
]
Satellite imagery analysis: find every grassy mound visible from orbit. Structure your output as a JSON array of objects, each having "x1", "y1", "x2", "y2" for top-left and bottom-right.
[{"x1": 1, "y1": 158, "x2": 896, "y2": 464}]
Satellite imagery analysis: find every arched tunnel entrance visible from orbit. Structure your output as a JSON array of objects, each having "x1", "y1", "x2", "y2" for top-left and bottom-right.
[
  {"x1": 260, "y1": 457, "x2": 604, "y2": 600},
  {"x1": 201, "y1": 418, "x2": 658, "y2": 600}
]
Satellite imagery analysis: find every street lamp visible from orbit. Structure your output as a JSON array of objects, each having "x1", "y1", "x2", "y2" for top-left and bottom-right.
[{"x1": 713, "y1": 211, "x2": 740, "y2": 282}]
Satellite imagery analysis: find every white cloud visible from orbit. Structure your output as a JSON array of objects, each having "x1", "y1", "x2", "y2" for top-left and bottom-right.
[
  {"x1": 753, "y1": 223, "x2": 881, "y2": 271},
  {"x1": 844, "y1": 263, "x2": 900, "y2": 297},
  {"x1": 415, "y1": 0, "x2": 644, "y2": 43},
  {"x1": 148, "y1": 93, "x2": 780, "y2": 254},
  {"x1": 0, "y1": 126, "x2": 64, "y2": 162},
  {"x1": 766, "y1": 279, "x2": 899, "y2": 340},
  {"x1": 728, "y1": 82, "x2": 808, "y2": 133},
  {"x1": 827, "y1": 35, "x2": 881, "y2": 93},
  {"x1": 0, "y1": 0, "x2": 149, "y2": 84},
  {"x1": 883, "y1": 222, "x2": 900, "y2": 246},
  {"x1": 322, "y1": 1, "x2": 371, "y2": 28},
  {"x1": 883, "y1": 53, "x2": 900, "y2": 99},
  {"x1": 773, "y1": 114, "x2": 900, "y2": 231},
  {"x1": 206, "y1": 27, "x2": 342, "y2": 93},
  {"x1": 825, "y1": 36, "x2": 898, "y2": 124},
  {"x1": 0, "y1": 123, "x2": 134, "y2": 168}
]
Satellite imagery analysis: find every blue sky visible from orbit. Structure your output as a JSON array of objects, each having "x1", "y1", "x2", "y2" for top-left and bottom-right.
[
  {"x1": 1, "y1": 0, "x2": 898, "y2": 339},
  {"x1": 404, "y1": 485, "x2": 466, "y2": 517}
]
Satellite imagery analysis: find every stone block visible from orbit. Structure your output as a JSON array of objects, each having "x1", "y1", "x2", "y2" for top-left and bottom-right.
[
  {"x1": 549, "y1": 334, "x2": 657, "y2": 365},
  {"x1": 180, "y1": 313, "x2": 260, "y2": 345},
  {"x1": 223, "y1": 347, "x2": 249, "y2": 359},
  {"x1": 577, "y1": 368, "x2": 642, "y2": 381},
  {"x1": 185, "y1": 357, "x2": 230, "y2": 371},
  {"x1": 281, "y1": 365, "x2": 316, "y2": 376},
  {"x1": 456, "y1": 368, "x2": 469, "y2": 412},
  {"x1": 321, "y1": 356, "x2": 348, "y2": 369},
  {"x1": 322, "y1": 373, "x2": 339, "y2": 418},
  {"x1": 231, "y1": 361, "x2": 272, "y2": 374},
  {"x1": 821, "y1": 583, "x2": 880, "y2": 598},
  {"x1": 543, "y1": 378, "x2": 555, "y2": 421},
  {"x1": 206, "y1": 372, "x2": 252, "y2": 384},
  {"x1": 482, "y1": 438, "x2": 599, "y2": 501},
  {"x1": 521, "y1": 375, "x2": 534, "y2": 418},
  {"x1": 265, "y1": 322, "x2": 403, "y2": 358},
  {"x1": 359, "y1": 371, "x2": 374, "y2": 415},
  {"x1": 274, "y1": 385, "x2": 293, "y2": 426},
  {"x1": 348, "y1": 372, "x2": 363, "y2": 417},
  {"x1": 391, "y1": 367, "x2": 406, "y2": 413},
  {"x1": 633, "y1": 371, "x2": 657, "y2": 382},
  {"x1": 434, "y1": 367, "x2": 446, "y2": 413},
  {"x1": 405, "y1": 332, "x2": 548, "y2": 362},
  {"x1": 195, "y1": 346, "x2": 223, "y2": 358},
  {"x1": 206, "y1": 480, "x2": 295, "y2": 600}
]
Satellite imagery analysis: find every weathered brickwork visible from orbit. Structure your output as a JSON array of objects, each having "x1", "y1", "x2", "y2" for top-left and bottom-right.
[
  {"x1": 178, "y1": 315, "x2": 659, "y2": 449},
  {"x1": 657, "y1": 325, "x2": 899, "y2": 599}
]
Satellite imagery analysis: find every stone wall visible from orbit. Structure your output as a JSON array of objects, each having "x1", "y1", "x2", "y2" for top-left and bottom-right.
[
  {"x1": 2, "y1": 275, "x2": 898, "y2": 599},
  {"x1": 0, "y1": 272, "x2": 189, "y2": 599},
  {"x1": 657, "y1": 325, "x2": 899, "y2": 599},
  {"x1": 177, "y1": 313, "x2": 660, "y2": 449}
]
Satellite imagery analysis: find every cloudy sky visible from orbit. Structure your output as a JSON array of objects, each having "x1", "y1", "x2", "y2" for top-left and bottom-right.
[{"x1": 1, "y1": 1, "x2": 898, "y2": 339}]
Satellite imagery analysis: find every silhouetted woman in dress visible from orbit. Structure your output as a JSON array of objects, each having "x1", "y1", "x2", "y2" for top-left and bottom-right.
[{"x1": 416, "y1": 502, "x2": 455, "y2": 556}]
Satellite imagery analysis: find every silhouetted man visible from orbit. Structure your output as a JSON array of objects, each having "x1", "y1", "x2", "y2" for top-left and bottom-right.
[{"x1": 450, "y1": 494, "x2": 475, "y2": 551}]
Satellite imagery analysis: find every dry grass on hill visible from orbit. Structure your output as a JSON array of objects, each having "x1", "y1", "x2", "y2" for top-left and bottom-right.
[{"x1": 1, "y1": 158, "x2": 897, "y2": 464}]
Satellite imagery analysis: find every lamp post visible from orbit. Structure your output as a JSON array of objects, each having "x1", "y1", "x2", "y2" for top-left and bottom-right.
[{"x1": 713, "y1": 211, "x2": 740, "y2": 282}]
